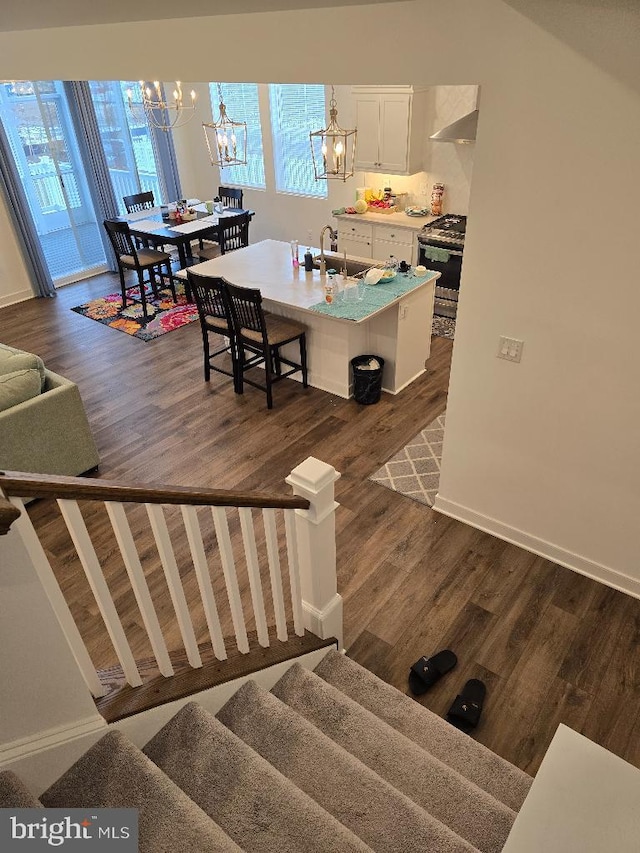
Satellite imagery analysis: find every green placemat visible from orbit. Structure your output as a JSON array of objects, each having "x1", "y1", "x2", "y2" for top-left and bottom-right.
[{"x1": 309, "y1": 273, "x2": 435, "y2": 321}]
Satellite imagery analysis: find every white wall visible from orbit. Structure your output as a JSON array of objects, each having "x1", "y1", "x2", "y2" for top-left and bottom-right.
[
  {"x1": 0, "y1": 0, "x2": 638, "y2": 597},
  {"x1": 0, "y1": 193, "x2": 36, "y2": 306}
]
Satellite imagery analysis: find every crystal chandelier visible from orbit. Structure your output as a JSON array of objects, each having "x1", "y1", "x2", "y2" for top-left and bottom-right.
[
  {"x1": 310, "y1": 86, "x2": 357, "y2": 182},
  {"x1": 127, "y1": 81, "x2": 197, "y2": 132},
  {"x1": 203, "y1": 84, "x2": 247, "y2": 169}
]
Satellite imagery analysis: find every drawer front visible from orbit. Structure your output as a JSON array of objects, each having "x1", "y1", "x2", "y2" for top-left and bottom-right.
[
  {"x1": 337, "y1": 221, "x2": 373, "y2": 241},
  {"x1": 374, "y1": 225, "x2": 413, "y2": 246}
]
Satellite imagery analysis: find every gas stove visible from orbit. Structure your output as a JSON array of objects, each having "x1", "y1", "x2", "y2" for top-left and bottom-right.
[{"x1": 418, "y1": 214, "x2": 467, "y2": 249}]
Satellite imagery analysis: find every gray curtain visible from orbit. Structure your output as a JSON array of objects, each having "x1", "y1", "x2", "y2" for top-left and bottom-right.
[
  {"x1": 0, "y1": 118, "x2": 56, "y2": 298},
  {"x1": 147, "y1": 83, "x2": 183, "y2": 204},
  {"x1": 64, "y1": 81, "x2": 119, "y2": 271}
]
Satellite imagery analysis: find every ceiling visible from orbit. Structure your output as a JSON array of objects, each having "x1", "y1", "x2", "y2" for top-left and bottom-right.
[{"x1": 0, "y1": 0, "x2": 406, "y2": 32}]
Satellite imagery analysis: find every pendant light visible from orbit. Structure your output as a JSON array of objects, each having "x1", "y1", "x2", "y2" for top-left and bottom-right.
[
  {"x1": 127, "y1": 81, "x2": 197, "y2": 132},
  {"x1": 203, "y1": 84, "x2": 247, "y2": 169},
  {"x1": 310, "y1": 86, "x2": 357, "y2": 182}
]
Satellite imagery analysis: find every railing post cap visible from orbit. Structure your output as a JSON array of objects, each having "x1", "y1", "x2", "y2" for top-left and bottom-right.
[{"x1": 286, "y1": 457, "x2": 341, "y2": 494}]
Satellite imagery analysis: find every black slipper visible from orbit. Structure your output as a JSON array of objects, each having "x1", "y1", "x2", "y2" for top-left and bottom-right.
[
  {"x1": 408, "y1": 649, "x2": 457, "y2": 695},
  {"x1": 446, "y1": 679, "x2": 486, "y2": 732}
]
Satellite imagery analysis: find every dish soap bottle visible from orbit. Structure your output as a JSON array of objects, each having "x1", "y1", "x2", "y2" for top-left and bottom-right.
[
  {"x1": 304, "y1": 248, "x2": 314, "y2": 272},
  {"x1": 324, "y1": 269, "x2": 337, "y2": 304}
]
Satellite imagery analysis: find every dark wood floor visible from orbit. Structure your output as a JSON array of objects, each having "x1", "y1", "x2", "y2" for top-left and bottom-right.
[{"x1": 2, "y1": 271, "x2": 640, "y2": 777}]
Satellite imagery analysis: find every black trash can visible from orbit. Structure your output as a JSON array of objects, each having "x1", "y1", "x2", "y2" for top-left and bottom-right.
[{"x1": 351, "y1": 355, "x2": 385, "y2": 405}]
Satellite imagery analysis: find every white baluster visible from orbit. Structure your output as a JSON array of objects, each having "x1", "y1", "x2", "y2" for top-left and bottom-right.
[
  {"x1": 284, "y1": 508, "x2": 304, "y2": 637},
  {"x1": 262, "y1": 508, "x2": 288, "y2": 642},
  {"x1": 145, "y1": 504, "x2": 202, "y2": 669},
  {"x1": 10, "y1": 498, "x2": 107, "y2": 698},
  {"x1": 57, "y1": 499, "x2": 142, "y2": 687},
  {"x1": 211, "y1": 506, "x2": 249, "y2": 654},
  {"x1": 286, "y1": 457, "x2": 343, "y2": 650},
  {"x1": 105, "y1": 502, "x2": 174, "y2": 677},
  {"x1": 238, "y1": 507, "x2": 269, "y2": 648},
  {"x1": 181, "y1": 505, "x2": 227, "y2": 660}
]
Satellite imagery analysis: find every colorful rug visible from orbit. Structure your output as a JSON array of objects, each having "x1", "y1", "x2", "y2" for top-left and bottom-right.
[
  {"x1": 71, "y1": 282, "x2": 199, "y2": 341},
  {"x1": 369, "y1": 410, "x2": 446, "y2": 507}
]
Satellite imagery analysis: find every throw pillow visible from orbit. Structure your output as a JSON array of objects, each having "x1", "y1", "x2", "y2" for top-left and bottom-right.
[
  {"x1": 0, "y1": 368, "x2": 42, "y2": 413},
  {"x1": 0, "y1": 345, "x2": 46, "y2": 391}
]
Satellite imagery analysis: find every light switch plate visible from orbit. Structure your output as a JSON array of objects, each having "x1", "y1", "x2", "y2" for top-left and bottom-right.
[{"x1": 497, "y1": 336, "x2": 524, "y2": 362}]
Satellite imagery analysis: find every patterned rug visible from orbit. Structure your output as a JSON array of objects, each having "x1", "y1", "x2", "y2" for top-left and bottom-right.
[
  {"x1": 71, "y1": 282, "x2": 198, "y2": 341},
  {"x1": 369, "y1": 410, "x2": 446, "y2": 507},
  {"x1": 432, "y1": 315, "x2": 456, "y2": 339}
]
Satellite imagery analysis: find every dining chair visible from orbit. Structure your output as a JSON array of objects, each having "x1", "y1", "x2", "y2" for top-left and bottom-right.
[
  {"x1": 186, "y1": 270, "x2": 239, "y2": 391},
  {"x1": 103, "y1": 220, "x2": 176, "y2": 320},
  {"x1": 123, "y1": 191, "x2": 156, "y2": 214},
  {"x1": 225, "y1": 281, "x2": 308, "y2": 409},
  {"x1": 198, "y1": 211, "x2": 250, "y2": 262},
  {"x1": 218, "y1": 186, "x2": 243, "y2": 209}
]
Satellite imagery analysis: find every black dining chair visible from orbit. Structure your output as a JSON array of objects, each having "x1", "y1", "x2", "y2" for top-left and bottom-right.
[
  {"x1": 198, "y1": 211, "x2": 251, "y2": 262},
  {"x1": 186, "y1": 270, "x2": 239, "y2": 391},
  {"x1": 123, "y1": 191, "x2": 156, "y2": 214},
  {"x1": 218, "y1": 186, "x2": 243, "y2": 209},
  {"x1": 104, "y1": 220, "x2": 176, "y2": 320},
  {"x1": 225, "y1": 281, "x2": 308, "y2": 409}
]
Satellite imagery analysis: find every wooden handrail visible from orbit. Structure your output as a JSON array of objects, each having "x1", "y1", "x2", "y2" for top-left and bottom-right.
[
  {"x1": 0, "y1": 470, "x2": 310, "y2": 511},
  {"x1": 0, "y1": 496, "x2": 20, "y2": 535}
]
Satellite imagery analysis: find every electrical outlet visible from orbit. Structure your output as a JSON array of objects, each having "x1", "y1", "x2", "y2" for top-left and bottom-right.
[
  {"x1": 307, "y1": 229, "x2": 313, "y2": 242},
  {"x1": 497, "y1": 336, "x2": 524, "y2": 363}
]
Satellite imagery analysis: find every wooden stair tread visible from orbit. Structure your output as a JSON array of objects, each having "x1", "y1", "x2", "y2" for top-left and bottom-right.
[{"x1": 95, "y1": 628, "x2": 337, "y2": 723}]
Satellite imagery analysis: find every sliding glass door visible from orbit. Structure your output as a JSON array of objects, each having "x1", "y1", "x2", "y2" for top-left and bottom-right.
[
  {"x1": 90, "y1": 81, "x2": 165, "y2": 213},
  {"x1": 0, "y1": 80, "x2": 106, "y2": 284}
]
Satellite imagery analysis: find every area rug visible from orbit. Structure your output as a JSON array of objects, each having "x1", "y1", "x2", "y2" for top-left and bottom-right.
[
  {"x1": 432, "y1": 315, "x2": 456, "y2": 339},
  {"x1": 71, "y1": 282, "x2": 198, "y2": 341},
  {"x1": 369, "y1": 410, "x2": 446, "y2": 507}
]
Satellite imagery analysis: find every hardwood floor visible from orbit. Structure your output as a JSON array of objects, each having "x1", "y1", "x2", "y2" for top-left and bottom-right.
[{"x1": 2, "y1": 271, "x2": 640, "y2": 777}]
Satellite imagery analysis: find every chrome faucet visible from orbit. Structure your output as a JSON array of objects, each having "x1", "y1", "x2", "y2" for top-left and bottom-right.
[{"x1": 319, "y1": 225, "x2": 338, "y2": 275}]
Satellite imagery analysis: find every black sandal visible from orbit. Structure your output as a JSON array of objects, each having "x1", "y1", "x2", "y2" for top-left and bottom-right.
[
  {"x1": 446, "y1": 679, "x2": 486, "y2": 732},
  {"x1": 408, "y1": 649, "x2": 457, "y2": 695}
]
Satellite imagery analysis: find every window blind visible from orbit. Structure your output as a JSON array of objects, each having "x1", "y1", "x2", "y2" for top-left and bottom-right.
[{"x1": 269, "y1": 84, "x2": 327, "y2": 199}]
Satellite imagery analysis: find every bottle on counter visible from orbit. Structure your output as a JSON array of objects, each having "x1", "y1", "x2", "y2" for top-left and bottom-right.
[
  {"x1": 290, "y1": 240, "x2": 300, "y2": 268},
  {"x1": 430, "y1": 183, "x2": 444, "y2": 216},
  {"x1": 324, "y1": 269, "x2": 337, "y2": 304},
  {"x1": 304, "y1": 248, "x2": 314, "y2": 272}
]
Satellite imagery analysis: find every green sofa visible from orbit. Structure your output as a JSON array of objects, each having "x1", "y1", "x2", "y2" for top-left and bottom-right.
[{"x1": 0, "y1": 343, "x2": 99, "y2": 477}]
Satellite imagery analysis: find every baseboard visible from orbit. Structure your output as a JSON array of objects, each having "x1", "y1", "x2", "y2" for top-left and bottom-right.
[
  {"x1": 0, "y1": 715, "x2": 107, "y2": 766},
  {"x1": 0, "y1": 287, "x2": 34, "y2": 308},
  {"x1": 433, "y1": 494, "x2": 640, "y2": 600}
]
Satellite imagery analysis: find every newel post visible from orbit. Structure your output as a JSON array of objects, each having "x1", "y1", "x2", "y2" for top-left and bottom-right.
[{"x1": 286, "y1": 456, "x2": 343, "y2": 650}]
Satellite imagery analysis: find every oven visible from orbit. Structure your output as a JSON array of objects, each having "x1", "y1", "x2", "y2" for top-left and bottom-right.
[{"x1": 417, "y1": 214, "x2": 466, "y2": 318}]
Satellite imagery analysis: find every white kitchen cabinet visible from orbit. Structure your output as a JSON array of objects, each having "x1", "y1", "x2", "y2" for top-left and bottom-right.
[
  {"x1": 372, "y1": 224, "x2": 416, "y2": 266},
  {"x1": 336, "y1": 220, "x2": 373, "y2": 259},
  {"x1": 352, "y1": 86, "x2": 427, "y2": 175}
]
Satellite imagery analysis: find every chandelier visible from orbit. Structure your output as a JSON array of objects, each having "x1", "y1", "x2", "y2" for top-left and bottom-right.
[
  {"x1": 127, "y1": 81, "x2": 197, "y2": 132},
  {"x1": 203, "y1": 84, "x2": 247, "y2": 169},
  {"x1": 310, "y1": 86, "x2": 357, "y2": 182}
]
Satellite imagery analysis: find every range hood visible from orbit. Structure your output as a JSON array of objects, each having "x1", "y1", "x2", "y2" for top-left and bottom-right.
[{"x1": 430, "y1": 109, "x2": 478, "y2": 144}]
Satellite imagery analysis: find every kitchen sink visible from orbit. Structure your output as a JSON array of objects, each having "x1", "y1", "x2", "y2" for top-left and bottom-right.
[{"x1": 312, "y1": 253, "x2": 374, "y2": 277}]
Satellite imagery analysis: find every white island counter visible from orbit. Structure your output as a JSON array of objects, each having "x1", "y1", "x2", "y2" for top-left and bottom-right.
[{"x1": 181, "y1": 239, "x2": 439, "y2": 399}]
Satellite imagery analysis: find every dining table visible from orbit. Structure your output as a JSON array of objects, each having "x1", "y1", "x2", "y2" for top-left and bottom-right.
[{"x1": 123, "y1": 202, "x2": 255, "y2": 271}]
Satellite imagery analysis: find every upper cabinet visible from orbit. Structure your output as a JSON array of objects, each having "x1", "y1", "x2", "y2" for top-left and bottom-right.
[{"x1": 352, "y1": 86, "x2": 427, "y2": 175}]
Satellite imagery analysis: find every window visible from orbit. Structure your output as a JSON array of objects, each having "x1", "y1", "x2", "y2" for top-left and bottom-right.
[
  {"x1": 269, "y1": 84, "x2": 327, "y2": 199},
  {"x1": 209, "y1": 83, "x2": 265, "y2": 189},
  {"x1": 90, "y1": 81, "x2": 164, "y2": 213}
]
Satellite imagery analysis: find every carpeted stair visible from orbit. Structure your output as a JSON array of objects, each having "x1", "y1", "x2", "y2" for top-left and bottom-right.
[{"x1": 3, "y1": 650, "x2": 533, "y2": 852}]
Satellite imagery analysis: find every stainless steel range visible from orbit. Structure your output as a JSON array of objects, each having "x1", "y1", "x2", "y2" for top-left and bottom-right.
[{"x1": 417, "y1": 214, "x2": 466, "y2": 318}]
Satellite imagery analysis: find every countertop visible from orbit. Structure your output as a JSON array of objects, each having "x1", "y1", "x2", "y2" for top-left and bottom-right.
[
  {"x1": 180, "y1": 239, "x2": 437, "y2": 325},
  {"x1": 334, "y1": 211, "x2": 438, "y2": 230}
]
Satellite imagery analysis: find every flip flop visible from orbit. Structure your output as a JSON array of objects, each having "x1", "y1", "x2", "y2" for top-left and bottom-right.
[
  {"x1": 408, "y1": 649, "x2": 458, "y2": 695},
  {"x1": 446, "y1": 679, "x2": 486, "y2": 732}
]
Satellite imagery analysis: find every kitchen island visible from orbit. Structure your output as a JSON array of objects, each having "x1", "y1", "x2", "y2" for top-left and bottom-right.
[{"x1": 181, "y1": 239, "x2": 439, "y2": 399}]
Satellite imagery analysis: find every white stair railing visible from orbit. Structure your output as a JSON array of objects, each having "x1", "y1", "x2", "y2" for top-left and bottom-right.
[{"x1": 0, "y1": 457, "x2": 342, "y2": 702}]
